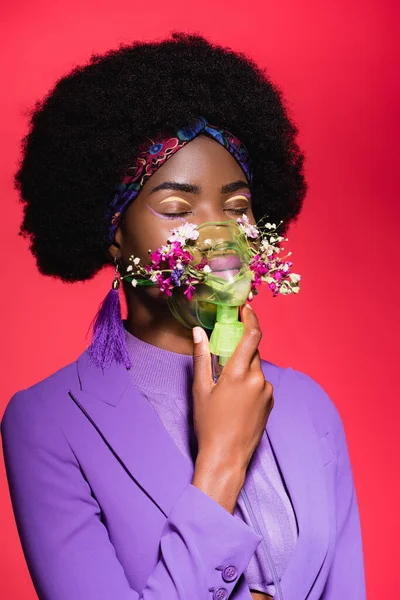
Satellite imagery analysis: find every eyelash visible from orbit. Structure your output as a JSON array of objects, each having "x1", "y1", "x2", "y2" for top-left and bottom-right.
[{"x1": 162, "y1": 207, "x2": 249, "y2": 220}]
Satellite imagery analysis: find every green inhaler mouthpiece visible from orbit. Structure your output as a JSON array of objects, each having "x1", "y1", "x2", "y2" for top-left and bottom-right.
[
  {"x1": 166, "y1": 219, "x2": 257, "y2": 382},
  {"x1": 209, "y1": 304, "x2": 244, "y2": 364},
  {"x1": 209, "y1": 304, "x2": 245, "y2": 380}
]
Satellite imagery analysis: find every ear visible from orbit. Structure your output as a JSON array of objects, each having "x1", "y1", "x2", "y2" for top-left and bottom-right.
[{"x1": 107, "y1": 225, "x2": 123, "y2": 261}]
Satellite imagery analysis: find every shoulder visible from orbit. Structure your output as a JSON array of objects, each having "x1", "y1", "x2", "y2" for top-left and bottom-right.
[
  {"x1": 1, "y1": 355, "x2": 80, "y2": 440},
  {"x1": 261, "y1": 358, "x2": 343, "y2": 437}
]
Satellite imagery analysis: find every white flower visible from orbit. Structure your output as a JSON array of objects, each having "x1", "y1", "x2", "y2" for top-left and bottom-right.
[
  {"x1": 270, "y1": 236, "x2": 276, "y2": 243},
  {"x1": 204, "y1": 238, "x2": 213, "y2": 247},
  {"x1": 133, "y1": 257, "x2": 140, "y2": 265},
  {"x1": 265, "y1": 223, "x2": 273, "y2": 229},
  {"x1": 237, "y1": 214, "x2": 259, "y2": 239},
  {"x1": 260, "y1": 238, "x2": 273, "y2": 250},
  {"x1": 176, "y1": 262, "x2": 184, "y2": 271},
  {"x1": 277, "y1": 236, "x2": 284, "y2": 242},
  {"x1": 248, "y1": 291, "x2": 254, "y2": 301},
  {"x1": 238, "y1": 213, "x2": 250, "y2": 223},
  {"x1": 150, "y1": 274, "x2": 158, "y2": 283},
  {"x1": 289, "y1": 273, "x2": 301, "y2": 283},
  {"x1": 262, "y1": 242, "x2": 275, "y2": 256},
  {"x1": 131, "y1": 279, "x2": 138, "y2": 287},
  {"x1": 202, "y1": 264, "x2": 212, "y2": 274},
  {"x1": 279, "y1": 285, "x2": 291, "y2": 295},
  {"x1": 126, "y1": 265, "x2": 133, "y2": 272},
  {"x1": 168, "y1": 222, "x2": 199, "y2": 244}
]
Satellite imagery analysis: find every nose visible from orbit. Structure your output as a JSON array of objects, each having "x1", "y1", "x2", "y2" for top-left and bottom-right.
[{"x1": 186, "y1": 205, "x2": 239, "y2": 227}]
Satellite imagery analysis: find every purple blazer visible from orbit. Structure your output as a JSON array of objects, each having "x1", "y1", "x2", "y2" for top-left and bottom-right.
[{"x1": 1, "y1": 349, "x2": 366, "y2": 600}]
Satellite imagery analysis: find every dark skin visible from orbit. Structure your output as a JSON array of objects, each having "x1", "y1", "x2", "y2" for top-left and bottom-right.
[{"x1": 109, "y1": 135, "x2": 274, "y2": 600}]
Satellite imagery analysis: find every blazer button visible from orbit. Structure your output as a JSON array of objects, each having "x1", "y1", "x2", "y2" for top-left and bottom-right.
[
  {"x1": 222, "y1": 565, "x2": 238, "y2": 582},
  {"x1": 213, "y1": 588, "x2": 228, "y2": 600}
]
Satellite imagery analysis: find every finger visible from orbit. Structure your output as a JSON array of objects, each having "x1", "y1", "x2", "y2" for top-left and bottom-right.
[
  {"x1": 227, "y1": 304, "x2": 262, "y2": 373},
  {"x1": 249, "y1": 347, "x2": 263, "y2": 373},
  {"x1": 239, "y1": 305, "x2": 263, "y2": 373},
  {"x1": 192, "y1": 327, "x2": 213, "y2": 396}
]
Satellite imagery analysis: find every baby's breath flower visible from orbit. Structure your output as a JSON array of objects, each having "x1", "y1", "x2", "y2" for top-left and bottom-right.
[
  {"x1": 133, "y1": 257, "x2": 140, "y2": 265},
  {"x1": 202, "y1": 264, "x2": 212, "y2": 274},
  {"x1": 131, "y1": 279, "x2": 138, "y2": 287},
  {"x1": 126, "y1": 265, "x2": 133, "y2": 272}
]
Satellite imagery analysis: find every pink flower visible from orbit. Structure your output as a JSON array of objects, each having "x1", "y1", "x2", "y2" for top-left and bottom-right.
[
  {"x1": 168, "y1": 223, "x2": 199, "y2": 245},
  {"x1": 156, "y1": 274, "x2": 173, "y2": 296},
  {"x1": 149, "y1": 250, "x2": 162, "y2": 265},
  {"x1": 268, "y1": 281, "x2": 278, "y2": 295},
  {"x1": 183, "y1": 278, "x2": 197, "y2": 300},
  {"x1": 236, "y1": 214, "x2": 259, "y2": 239}
]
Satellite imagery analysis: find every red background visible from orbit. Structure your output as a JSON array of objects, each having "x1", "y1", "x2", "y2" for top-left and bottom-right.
[{"x1": 0, "y1": 1, "x2": 398, "y2": 598}]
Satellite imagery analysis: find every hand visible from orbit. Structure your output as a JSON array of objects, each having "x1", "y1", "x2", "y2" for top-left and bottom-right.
[{"x1": 191, "y1": 304, "x2": 274, "y2": 475}]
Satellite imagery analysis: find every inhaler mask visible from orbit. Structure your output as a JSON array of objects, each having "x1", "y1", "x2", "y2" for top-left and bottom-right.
[
  {"x1": 120, "y1": 211, "x2": 298, "y2": 387},
  {"x1": 166, "y1": 219, "x2": 257, "y2": 380}
]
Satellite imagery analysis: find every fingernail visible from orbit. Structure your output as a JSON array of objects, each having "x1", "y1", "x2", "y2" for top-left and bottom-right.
[
  {"x1": 193, "y1": 327, "x2": 202, "y2": 343},
  {"x1": 245, "y1": 303, "x2": 253, "y2": 310}
]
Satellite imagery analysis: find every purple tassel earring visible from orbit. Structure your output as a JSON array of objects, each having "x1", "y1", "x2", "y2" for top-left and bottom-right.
[{"x1": 87, "y1": 258, "x2": 132, "y2": 370}]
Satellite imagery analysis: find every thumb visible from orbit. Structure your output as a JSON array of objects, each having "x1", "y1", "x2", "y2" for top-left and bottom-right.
[{"x1": 192, "y1": 327, "x2": 213, "y2": 395}]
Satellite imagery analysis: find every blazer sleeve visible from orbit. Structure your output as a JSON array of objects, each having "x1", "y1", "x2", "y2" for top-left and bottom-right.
[
  {"x1": 322, "y1": 408, "x2": 367, "y2": 599},
  {"x1": 1, "y1": 390, "x2": 262, "y2": 600}
]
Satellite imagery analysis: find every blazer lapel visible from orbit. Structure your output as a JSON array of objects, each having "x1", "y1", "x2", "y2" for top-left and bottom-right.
[
  {"x1": 69, "y1": 350, "x2": 330, "y2": 598},
  {"x1": 68, "y1": 349, "x2": 194, "y2": 518},
  {"x1": 264, "y1": 363, "x2": 331, "y2": 600}
]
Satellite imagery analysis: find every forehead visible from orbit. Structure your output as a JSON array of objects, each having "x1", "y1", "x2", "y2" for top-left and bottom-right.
[{"x1": 144, "y1": 134, "x2": 247, "y2": 187}]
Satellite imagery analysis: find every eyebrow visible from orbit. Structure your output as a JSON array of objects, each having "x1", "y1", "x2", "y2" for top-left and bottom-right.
[{"x1": 149, "y1": 180, "x2": 250, "y2": 195}]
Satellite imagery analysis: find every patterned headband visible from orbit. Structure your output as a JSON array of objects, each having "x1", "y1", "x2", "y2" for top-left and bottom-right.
[{"x1": 108, "y1": 116, "x2": 253, "y2": 243}]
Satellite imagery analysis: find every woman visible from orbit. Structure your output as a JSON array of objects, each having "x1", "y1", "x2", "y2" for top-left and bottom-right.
[{"x1": 1, "y1": 32, "x2": 366, "y2": 599}]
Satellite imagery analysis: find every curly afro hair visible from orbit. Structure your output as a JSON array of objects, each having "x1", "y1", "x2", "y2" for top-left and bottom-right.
[{"x1": 14, "y1": 31, "x2": 307, "y2": 283}]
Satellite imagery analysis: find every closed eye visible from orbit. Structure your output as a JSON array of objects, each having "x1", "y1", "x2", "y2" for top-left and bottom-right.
[{"x1": 161, "y1": 207, "x2": 249, "y2": 220}]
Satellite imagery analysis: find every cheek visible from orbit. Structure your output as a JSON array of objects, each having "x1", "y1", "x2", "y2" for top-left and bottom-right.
[
  {"x1": 122, "y1": 278, "x2": 170, "y2": 305},
  {"x1": 120, "y1": 209, "x2": 173, "y2": 264}
]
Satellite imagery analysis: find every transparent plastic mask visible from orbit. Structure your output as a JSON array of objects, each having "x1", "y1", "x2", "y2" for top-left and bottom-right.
[{"x1": 166, "y1": 219, "x2": 256, "y2": 331}]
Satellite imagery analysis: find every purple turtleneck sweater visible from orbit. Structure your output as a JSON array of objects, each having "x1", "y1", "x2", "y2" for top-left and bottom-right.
[{"x1": 124, "y1": 328, "x2": 298, "y2": 596}]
